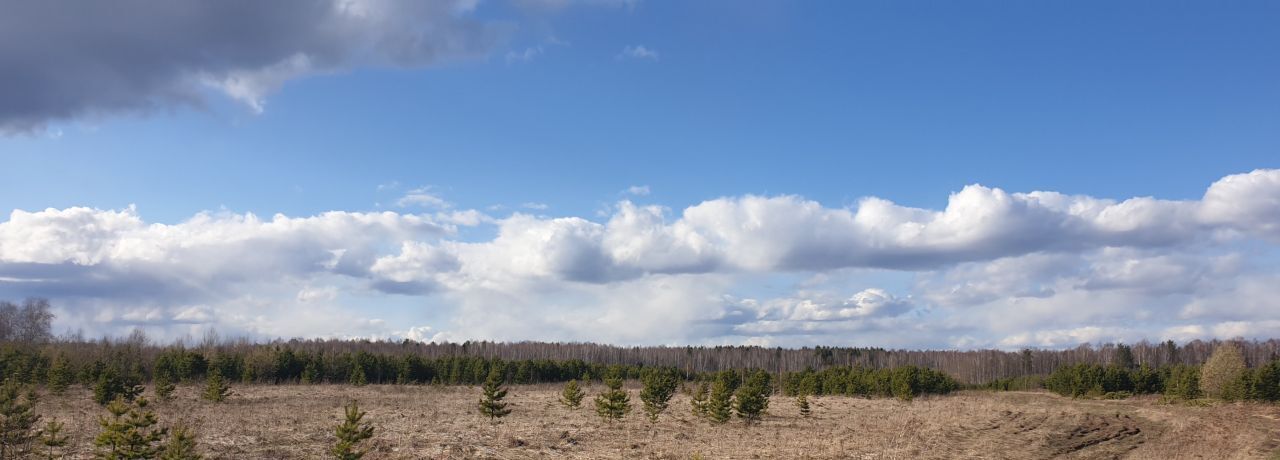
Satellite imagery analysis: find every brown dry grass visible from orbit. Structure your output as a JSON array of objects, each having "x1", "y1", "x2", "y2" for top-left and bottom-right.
[{"x1": 33, "y1": 384, "x2": 1280, "y2": 459}]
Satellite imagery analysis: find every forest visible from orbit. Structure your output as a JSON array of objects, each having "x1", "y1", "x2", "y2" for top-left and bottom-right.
[
  {"x1": 2, "y1": 298, "x2": 1279, "y2": 458},
  {"x1": 3, "y1": 298, "x2": 1280, "y2": 393}
]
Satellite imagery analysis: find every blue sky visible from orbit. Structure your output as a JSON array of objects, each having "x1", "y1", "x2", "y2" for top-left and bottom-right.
[{"x1": 1, "y1": 0, "x2": 1278, "y2": 348}]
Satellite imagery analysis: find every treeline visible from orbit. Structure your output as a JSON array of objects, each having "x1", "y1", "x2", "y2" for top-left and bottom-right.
[
  {"x1": 1032, "y1": 342, "x2": 1280, "y2": 402},
  {"x1": 8, "y1": 339, "x2": 970, "y2": 400},
  {"x1": 7, "y1": 343, "x2": 671, "y2": 389},
  {"x1": 777, "y1": 366, "x2": 959, "y2": 401},
  {"x1": 1041, "y1": 364, "x2": 1199, "y2": 399},
  {"x1": 16, "y1": 330, "x2": 1280, "y2": 385},
  {"x1": 5, "y1": 298, "x2": 1280, "y2": 386}
]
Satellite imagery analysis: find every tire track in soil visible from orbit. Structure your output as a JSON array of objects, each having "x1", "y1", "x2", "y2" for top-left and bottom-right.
[
  {"x1": 1253, "y1": 413, "x2": 1280, "y2": 459},
  {"x1": 943, "y1": 409, "x2": 1150, "y2": 459}
]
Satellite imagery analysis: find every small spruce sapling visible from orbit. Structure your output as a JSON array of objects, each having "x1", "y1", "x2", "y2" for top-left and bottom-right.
[
  {"x1": 94, "y1": 397, "x2": 167, "y2": 459},
  {"x1": 154, "y1": 373, "x2": 176, "y2": 402},
  {"x1": 301, "y1": 362, "x2": 320, "y2": 384},
  {"x1": 477, "y1": 370, "x2": 511, "y2": 422},
  {"x1": 93, "y1": 369, "x2": 143, "y2": 406},
  {"x1": 38, "y1": 419, "x2": 68, "y2": 460},
  {"x1": 160, "y1": 423, "x2": 202, "y2": 460},
  {"x1": 331, "y1": 400, "x2": 374, "y2": 460},
  {"x1": 594, "y1": 378, "x2": 631, "y2": 424},
  {"x1": 705, "y1": 379, "x2": 734, "y2": 424},
  {"x1": 690, "y1": 381, "x2": 709, "y2": 418},
  {"x1": 639, "y1": 371, "x2": 678, "y2": 423},
  {"x1": 349, "y1": 366, "x2": 367, "y2": 387},
  {"x1": 47, "y1": 354, "x2": 73, "y2": 396},
  {"x1": 202, "y1": 370, "x2": 231, "y2": 403},
  {"x1": 734, "y1": 370, "x2": 771, "y2": 426},
  {"x1": 796, "y1": 393, "x2": 811, "y2": 418},
  {"x1": 560, "y1": 379, "x2": 585, "y2": 410},
  {"x1": 0, "y1": 379, "x2": 40, "y2": 460}
]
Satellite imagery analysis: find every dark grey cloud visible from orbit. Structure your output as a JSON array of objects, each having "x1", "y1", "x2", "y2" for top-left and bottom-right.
[
  {"x1": 0, "y1": 0, "x2": 502, "y2": 132},
  {"x1": 0, "y1": 262, "x2": 196, "y2": 301}
]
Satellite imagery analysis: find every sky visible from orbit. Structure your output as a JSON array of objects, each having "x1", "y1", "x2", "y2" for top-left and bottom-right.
[{"x1": 1, "y1": 0, "x2": 1278, "y2": 349}]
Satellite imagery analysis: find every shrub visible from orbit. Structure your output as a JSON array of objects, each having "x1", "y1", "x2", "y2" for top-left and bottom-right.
[{"x1": 1200, "y1": 343, "x2": 1247, "y2": 400}]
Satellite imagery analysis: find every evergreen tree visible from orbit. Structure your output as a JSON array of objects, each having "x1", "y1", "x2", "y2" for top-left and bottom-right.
[
  {"x1": 1201, "y1": 343, "x2": 1247, "y2": 400},
  {"x1": 159, "y1": 424, "x2": 201, "y2": 460},
  {"x1": 331, "y1": 400, "x2": 374, "y2": 460},
  {"x1": 1251, "y1": 359, "x2": 1280, "y2": 402},
  {"x1": 38, "y1": 419, "x2": 68, "y2": 460},
  {"x1": 639, "y1": 371, "x2": 678, "y2": 423},
  {"x1": 477, "y1": 370, "x2": 510, "y2": 422},
  {"x1": 201, "y1": 370, "x2": 231, "y2": 403},
  {"x1": 797, "y1": 373, "x2": 819, "y2": 397},
  {"x1": 890, "y1": 366, "x2": 919, "y2": 401},
  {"x1": 47, "y1": 354, "x2": 73, "y2": 395},
  {"x1": 348, "y1": 366, "x2": 367, "y2": 387},
  {"x1": 716, "y1": 371, "x2": 742, "y2": 394},
  {"x1": 559, "y1": 379, "x2": 584, "y2": 409},
  {"x1": 796, "y1": 393, "x2": 811, "y2": 418},
  {"x1": 593, "y1": 378, "x2": 631, "y2": 424},
  {"x1": 239, "y1": 366, "x2": 255, "y2": 385},
  {"x1": 1132, "y1": 365, "x2": 1163, "y2": 394},
  {"x1": 1164, "y1": 365, "x2": 1202, "y2": 400},
  {"x1": 734, "y1": 370, "x2": 771, "y2": 425},
  {"x1": 94, "y1": 396, "x2": 167, "y2": 460},
  {"x1": 705, "y1": 378, "x2": 734, "y2": 424},
  {"x1": 1163, "y1": 340, "x2": 1179, "y2": 363},
  {"x1": 0, "y1": 379, "x2": 40, "y2": 460},
  {"x1": 94, "y1": 369, "x2": 143, "y2": 406},
  {"x1": 153, "y1": 374, "x2": 176, "y2": 402},
  {"x1": 300, "y1": 361, "x2": 320, "y2": 384},
  {"x1": 1113, "y1": 344, "x2": 1136, "y2": 370},
  {"x1": 689, "y1": 381, "x2": 709, "y2": 418},
  {"x1": 395, "y1": 361, "x2": 410, "y2": 385}
]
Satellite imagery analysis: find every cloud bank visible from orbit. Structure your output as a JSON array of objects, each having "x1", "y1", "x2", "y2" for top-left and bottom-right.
[
  {"x1": 3, "y1": 170, "x2": 1280, "y2": 348},
  {"x1": 0, "y1": 0, "x2": 638, "y2": 132}
]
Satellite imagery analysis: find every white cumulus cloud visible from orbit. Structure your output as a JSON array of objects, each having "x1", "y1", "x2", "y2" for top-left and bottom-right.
[{"x1": 5, "y1": 169, "x2": 1280, "y2": 348}]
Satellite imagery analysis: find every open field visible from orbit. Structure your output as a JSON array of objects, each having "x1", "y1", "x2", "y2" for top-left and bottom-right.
[{"x1": 35, "y1": 384, "x2": 1280, "y2": 459}]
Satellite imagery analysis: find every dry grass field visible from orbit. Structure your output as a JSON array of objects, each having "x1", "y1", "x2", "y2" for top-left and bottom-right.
[{"x1": 34, "y1": 383, "x2": 1280, "y2": 459}]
